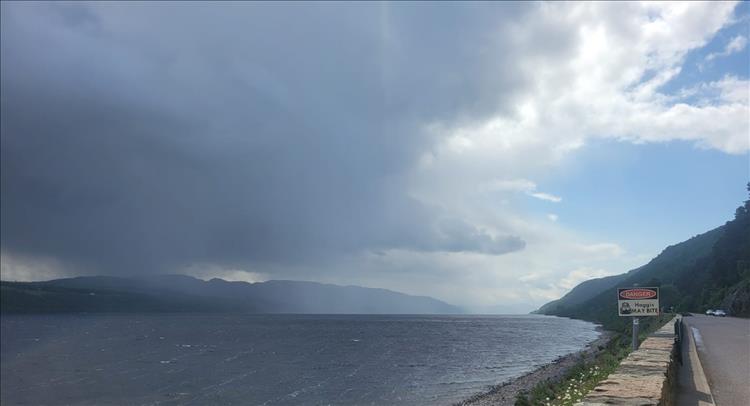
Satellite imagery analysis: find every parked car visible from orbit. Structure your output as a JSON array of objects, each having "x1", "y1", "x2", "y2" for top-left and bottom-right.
[
  {"x1": 705, "y1": 309, "x2": 715, "y2": 316},
  {"x1": 713, "y1": 309, "x2": 727, "y2": 317}
]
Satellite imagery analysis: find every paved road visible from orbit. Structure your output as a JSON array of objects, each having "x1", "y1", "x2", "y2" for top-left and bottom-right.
[{"x1": 682, "y1": 314, "x2": 750, "y2": 406}]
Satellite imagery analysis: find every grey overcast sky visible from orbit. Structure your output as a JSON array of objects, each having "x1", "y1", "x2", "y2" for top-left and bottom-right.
[{"x1": 1, "y1": 2, "x2": 748, "y2": 312}]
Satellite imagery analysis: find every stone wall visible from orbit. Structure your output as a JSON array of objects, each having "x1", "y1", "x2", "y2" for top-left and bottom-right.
[{"x1": 577, "y1": 317, "x2": 678, "y2": 406}]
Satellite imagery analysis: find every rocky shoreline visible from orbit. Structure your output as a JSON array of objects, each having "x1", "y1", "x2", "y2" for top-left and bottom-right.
[{"x1": 456, "y1": 329, "x2": 614, "y2": 406}]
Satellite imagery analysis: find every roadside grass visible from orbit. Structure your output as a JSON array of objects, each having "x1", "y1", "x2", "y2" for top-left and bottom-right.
[{"x1": 514, "y1": 314, "x2": 674, "y2": 406}]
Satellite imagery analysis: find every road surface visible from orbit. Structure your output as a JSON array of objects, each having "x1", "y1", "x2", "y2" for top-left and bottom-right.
[{"x1": 681, "y1": 314, "x2": 750, "y2": 406}]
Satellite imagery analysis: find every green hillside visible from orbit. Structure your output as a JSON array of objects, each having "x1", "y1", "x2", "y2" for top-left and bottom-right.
[
  {"x1": 538, "y1": 184, "x2": 750, "y2": 331},
  {"x1": 535, "y1": 272, "x2": 631, "y2": 314}
]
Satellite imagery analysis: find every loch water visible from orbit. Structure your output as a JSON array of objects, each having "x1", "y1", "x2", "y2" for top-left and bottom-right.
[{"x1": 1, "y1": 314, "x2": 600, "y2": 405}]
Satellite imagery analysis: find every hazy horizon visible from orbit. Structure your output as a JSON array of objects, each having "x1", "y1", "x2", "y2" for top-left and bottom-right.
[{"x1": 1, "y1": 2, "x2": 749, "y2": 313}]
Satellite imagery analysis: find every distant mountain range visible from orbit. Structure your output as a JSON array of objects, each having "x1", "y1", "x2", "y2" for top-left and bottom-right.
[
  {"x1": 1, "y1": 275, "x2": 461, "y2": 314},
  {"x1": 536, "y1": 185, "x2": 750, "y2": 329}
]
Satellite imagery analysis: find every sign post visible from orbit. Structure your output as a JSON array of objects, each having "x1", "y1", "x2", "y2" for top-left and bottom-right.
[{"x1": 617, "y1": 287, "x2": 659, "y2": 350}]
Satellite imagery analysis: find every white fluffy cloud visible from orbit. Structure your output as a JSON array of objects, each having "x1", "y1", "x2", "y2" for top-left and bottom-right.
[
  {"x1": 477, "y1": 179, "x2": 561, "y2": 202},
  {"x1": 706, "y1": 35, "x2": 748, "y2": 62},
  {"x1": 392, "y1": 2, "x2": 747, "y2": 309}
]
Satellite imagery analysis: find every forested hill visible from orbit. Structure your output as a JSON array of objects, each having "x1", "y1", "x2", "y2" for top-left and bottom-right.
[
  {"x1": 535, "y1": 272, "x2": 631, "y2": 315},
  {"x1": 537, "y1": 184, "x2": 750, "y2": 330},
  {"x1": 1, "y1": 276, "x2": 461, "y2": 315}
]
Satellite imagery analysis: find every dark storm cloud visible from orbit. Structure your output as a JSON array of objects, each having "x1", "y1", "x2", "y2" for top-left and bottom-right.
[{"x1": 1, "y1": 2, "x2": 532, "y2": 275}]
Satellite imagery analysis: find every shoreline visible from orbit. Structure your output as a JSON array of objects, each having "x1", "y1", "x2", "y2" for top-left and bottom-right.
[{"x1": 456, "y1": 328, "x2": 614, "y2": 406}]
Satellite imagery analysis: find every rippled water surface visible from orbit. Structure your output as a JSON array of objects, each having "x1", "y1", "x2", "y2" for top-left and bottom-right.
[{"x1": 1, "y1": 314, "x2": 599, "y2": 405}]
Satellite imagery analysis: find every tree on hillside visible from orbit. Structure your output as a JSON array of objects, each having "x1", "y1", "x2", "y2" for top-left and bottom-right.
[{"x1": 699, "y1": 183, "x2": 750, "y2": 314}]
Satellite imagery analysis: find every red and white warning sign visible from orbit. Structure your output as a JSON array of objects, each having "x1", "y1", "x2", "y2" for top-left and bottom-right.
[{"x1": 617, "y1": 287, "x2": 659, "y2": 316}]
